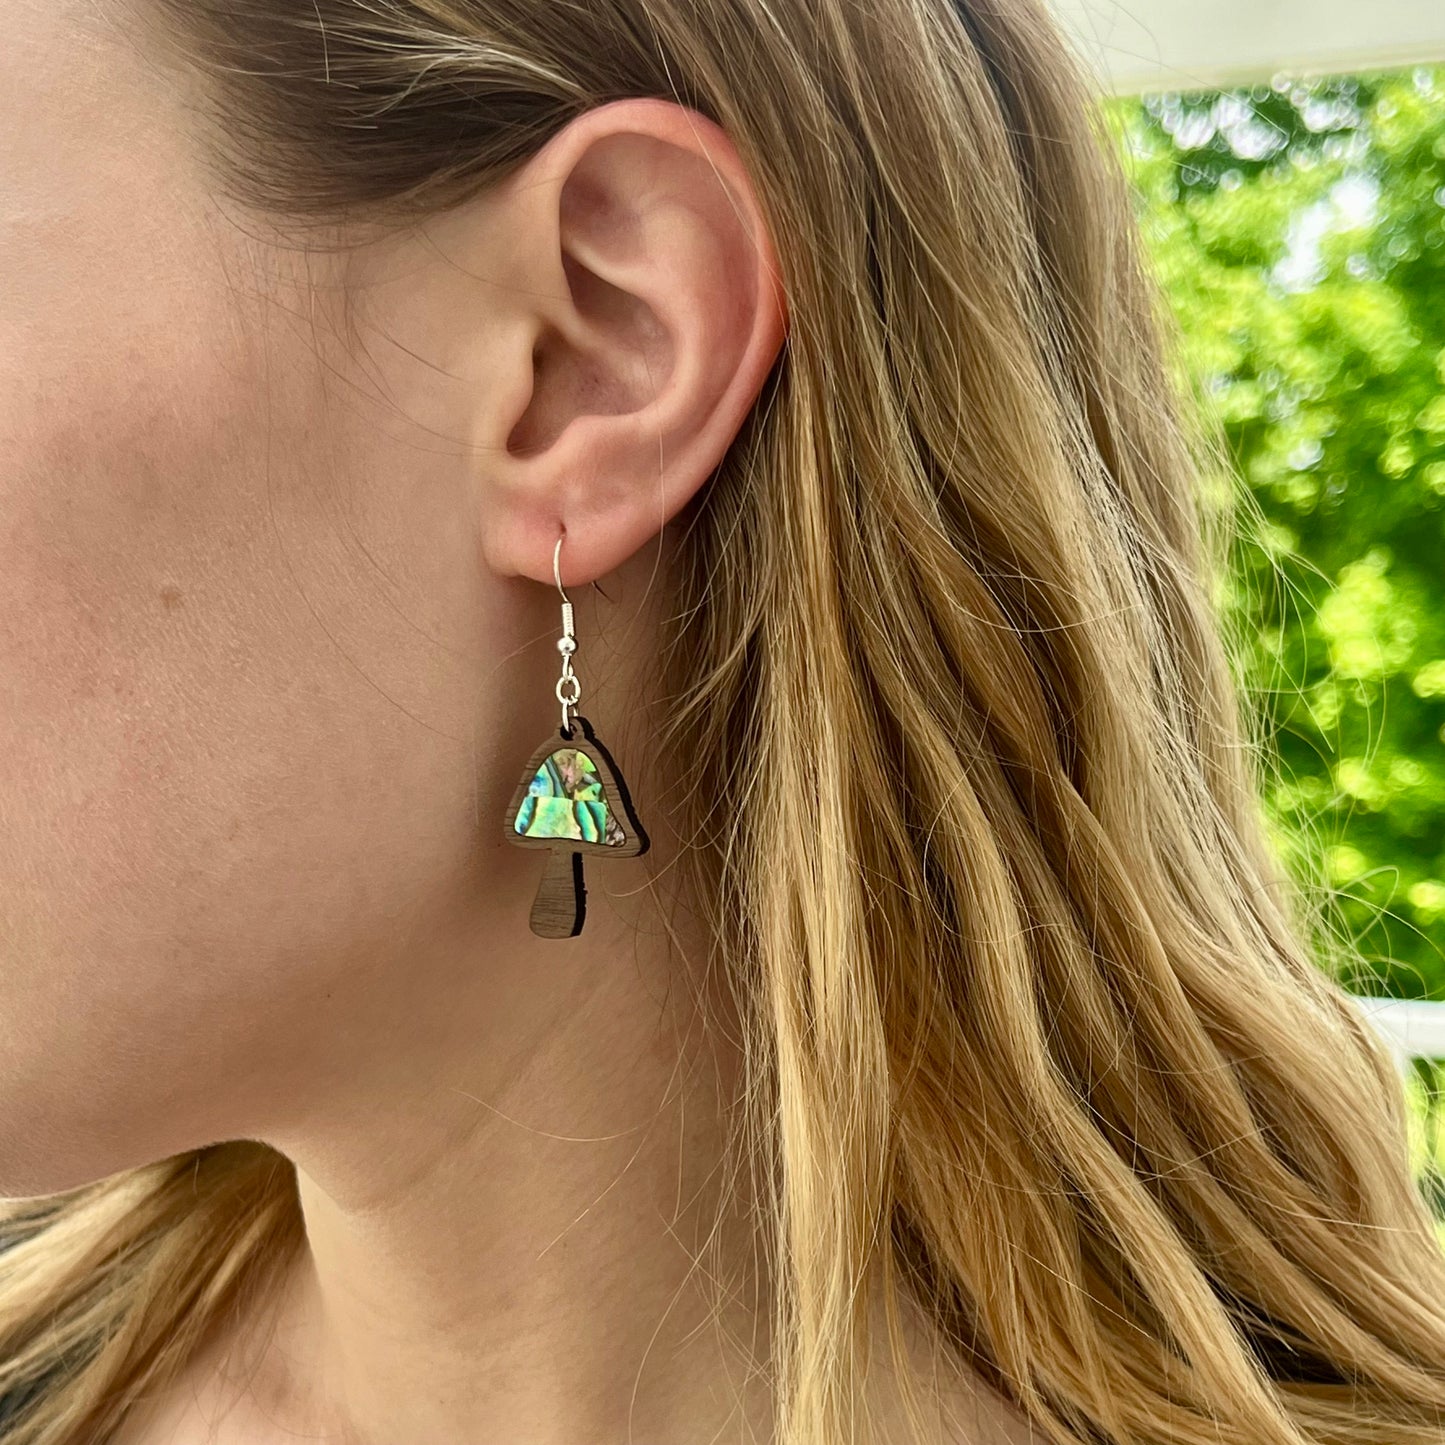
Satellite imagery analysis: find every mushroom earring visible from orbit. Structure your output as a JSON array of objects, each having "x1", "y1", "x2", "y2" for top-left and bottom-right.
[{"x1": 503, "y1": 532, "x2": 649, "y2": 938}]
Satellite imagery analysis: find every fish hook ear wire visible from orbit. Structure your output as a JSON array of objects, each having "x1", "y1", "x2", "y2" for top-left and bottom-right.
[{"x1": 551, "y1": 529, "x2": 611, "y2": 604}]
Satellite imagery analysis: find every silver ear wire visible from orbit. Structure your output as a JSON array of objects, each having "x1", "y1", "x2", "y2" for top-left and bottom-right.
[
  {"x1": 551, "y1": 534, "x2": 566, "y2": 599},
  {"x1": 555, "y1": 531, "x2": 612, "y2": 601},
  {"x1": 553, "y1": 533, "x2": 580, "y2": 734}
]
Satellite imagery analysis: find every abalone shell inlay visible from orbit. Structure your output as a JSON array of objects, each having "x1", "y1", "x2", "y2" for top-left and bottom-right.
[{"x1": 513, "y1": 747, "x2": 626, "y2": 847}]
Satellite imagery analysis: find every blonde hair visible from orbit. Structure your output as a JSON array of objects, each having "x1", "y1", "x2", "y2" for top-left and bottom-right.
[{"x1": 5, "y1": 1, "x2": 1445, "y2": 1442}]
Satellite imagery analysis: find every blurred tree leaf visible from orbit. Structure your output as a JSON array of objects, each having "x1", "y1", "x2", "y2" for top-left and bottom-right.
[{"x1": 1112, "y1": 68, "x2": 1445, "y2": 999}]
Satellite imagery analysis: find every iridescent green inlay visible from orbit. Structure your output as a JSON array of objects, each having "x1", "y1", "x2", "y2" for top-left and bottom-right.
[{"x1": 513, "y1": 747, "x2": 626, "y2": 846}]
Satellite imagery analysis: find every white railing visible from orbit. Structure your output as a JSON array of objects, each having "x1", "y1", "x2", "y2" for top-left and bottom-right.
[{"x1": 1353, "y1": 997, "x2": 1445, "y2": 1065}]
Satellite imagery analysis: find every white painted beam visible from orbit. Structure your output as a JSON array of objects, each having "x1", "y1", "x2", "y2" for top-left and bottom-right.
[
  {"x1": 1353, "y1": 997, "x2": 1445, "y2": 1066},
  {"x1": 1052, "y1": 0, "x2": 1445, "y2": 93}
]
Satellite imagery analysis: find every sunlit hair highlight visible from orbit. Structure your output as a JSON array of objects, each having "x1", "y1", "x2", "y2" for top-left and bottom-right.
[{"x1": 4, "y1": 1, "x2": 1445, "y2": 1442}]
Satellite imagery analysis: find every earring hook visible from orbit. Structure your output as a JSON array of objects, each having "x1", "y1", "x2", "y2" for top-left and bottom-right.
[
  {"x1": 553, "y1": 530, "x2": 611, "y2": 604},
  {"x1": 553, "y1": 534, "x2": 569, "y2": 603}
]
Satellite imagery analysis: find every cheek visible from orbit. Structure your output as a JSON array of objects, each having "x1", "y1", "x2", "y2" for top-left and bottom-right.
[
  {"x1": 0, "y1": 1, "x2": 497, "y2": 1199},
  {"x1": 0, "y1": 274, "x2": 272, "y2": 1180},
  {"x1": 0, "y1": 252, "x2": 477, "y2": 1196}
]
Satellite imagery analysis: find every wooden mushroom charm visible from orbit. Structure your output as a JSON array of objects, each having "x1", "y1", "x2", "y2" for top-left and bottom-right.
[{"x1": 503, "y1": 714, "x2": 649, "y2": 938}]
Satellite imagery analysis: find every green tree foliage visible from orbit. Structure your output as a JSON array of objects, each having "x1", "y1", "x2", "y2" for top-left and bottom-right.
[{"x1": 1111, "y1": 69, "x2": 1445, "y2": 999}]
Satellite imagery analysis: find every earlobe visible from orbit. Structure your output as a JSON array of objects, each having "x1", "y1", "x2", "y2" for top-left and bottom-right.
[{"x1": 480, "y1": 97, "x2": 788, "y2": 589}]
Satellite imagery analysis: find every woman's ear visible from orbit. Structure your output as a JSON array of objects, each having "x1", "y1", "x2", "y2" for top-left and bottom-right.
[{"x1": 475, "y1": 96, "x2": 788, "y2": 587}]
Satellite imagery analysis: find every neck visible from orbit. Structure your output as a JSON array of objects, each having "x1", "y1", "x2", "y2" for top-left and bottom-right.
[
  {"x1": 111, "y1": 791, "x2": 1034, "y2": 1445},
  {"x1": 192, "y1": 883, "x2": 772, "y2": 1445}
]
